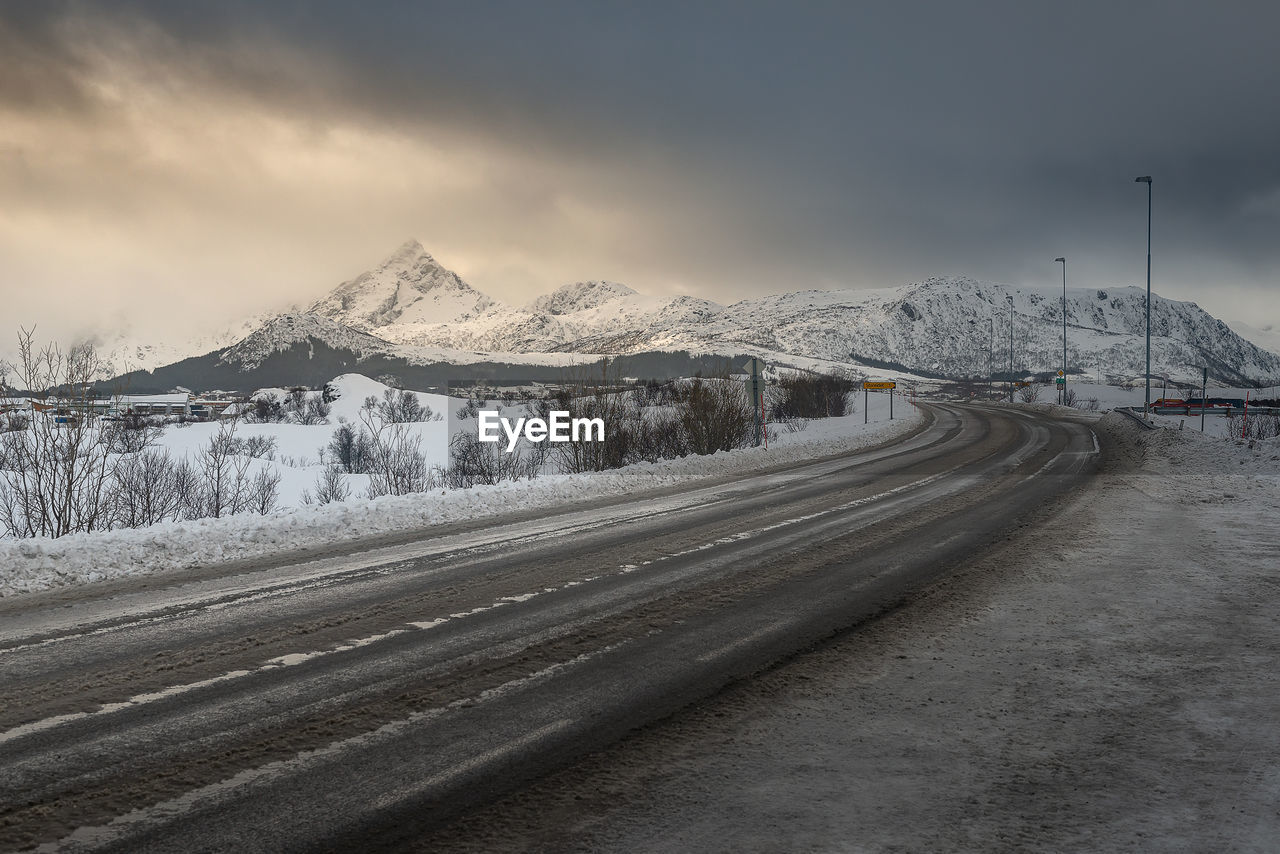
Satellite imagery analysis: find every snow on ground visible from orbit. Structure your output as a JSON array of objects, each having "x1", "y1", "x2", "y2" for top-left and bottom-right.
[
  {"x1": 429, "y1": 412, "x2": 1280, "y2": 852},
  {"x1": 0, "y1": 385, "x2": 920, "y2": 597}
]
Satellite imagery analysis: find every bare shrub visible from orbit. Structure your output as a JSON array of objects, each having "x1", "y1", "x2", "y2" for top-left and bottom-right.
[
  {"x1": 361, "y1": 409, "x2": 436, "y2": 497},
  {"x1": 246, "y1": 392, "x2": 283, "y2": 423},
  {"x1": 679, "y1": 376, "x2": 753, "y2": 456},
  {"x1": 771, "y1": 371, "x2": 854, "y2": 419},
  {"x1": 102, "y1": 419, "x2": 162, "y2": 454},
  {"x1": 305, "y1": 464, "x2": 351, "y2": 504},
  {"x1": 1229, "y1": 409, "x2": 1280, "y2": 441},
  {"x1": 327, "y1": 422, "x2": 375, "y2": 473},
  {"x1": 629, "y1": 407, "x2": 687, "y2": 463},
  {"x1": 108, "y1": 449, "x2": 183, "y2": 529},
  {"x1": 248, "y1": 467, "x2": 282, "y2": 514},
  {"x1": 239, "y1": 435, "x2": 278, "y2": 460},
  {"x1": 1018, "y1": 384, "x2": 1042, "y2": 403},
  {"x1": 364, "y1": 388, "x2": 436, "y2": 423},
  {"x1": 446, "y1": 430, "x2": 532, "y2": 487},
  {"x1": 297, "y1": 395, "x2": 331, "y2": 425},
  {"x1": 1062, "y1": 387, "x2": 1078, "y2": 407}
]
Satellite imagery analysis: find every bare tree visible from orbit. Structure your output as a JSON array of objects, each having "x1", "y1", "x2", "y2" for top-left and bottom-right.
[
  {"x1": 1018, "y1": 383, "x2": 1043, "y2": 404},
  {"x1": 360, "y1": 408, "x2": 437, "y2": 497},
  {"x1": 0, "y1": 328, "x2": 113, "y2": 538},
  {"x1": 248, "y1": 467, "x2": 282, "y2": 515},
  {"x1": 196, "y1": 420, "x2": 252, "y2": 518}
]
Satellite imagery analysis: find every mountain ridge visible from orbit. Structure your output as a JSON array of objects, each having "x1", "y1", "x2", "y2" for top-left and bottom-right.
[{"x1": 90, "y1": 241, "x2": 1280, "y2": 389}]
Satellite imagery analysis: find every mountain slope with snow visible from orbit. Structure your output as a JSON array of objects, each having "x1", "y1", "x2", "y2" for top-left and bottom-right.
[
  {"x1": 83, "y1": 241, "x2": 1280, "y2": 389},
  {"x1": 1226, "y1": 320, "x2": 1280, "y2": 359}
]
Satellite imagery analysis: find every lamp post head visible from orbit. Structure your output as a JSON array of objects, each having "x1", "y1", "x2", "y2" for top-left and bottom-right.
[
  {"x1": 1135, "y1": 176, "x2": 1152, "y2": 184},
  {"x1": 1054, "y1": 257, "x2": 1065, "y2": 263}
]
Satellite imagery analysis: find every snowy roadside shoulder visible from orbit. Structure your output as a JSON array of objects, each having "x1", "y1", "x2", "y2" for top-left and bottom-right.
[
  {"x1": 1096, "y1": 410, "x2": 1280, "y2": 519},
  {"x1": 0, "y1": 408, "x2": 924, "y2": 598}
]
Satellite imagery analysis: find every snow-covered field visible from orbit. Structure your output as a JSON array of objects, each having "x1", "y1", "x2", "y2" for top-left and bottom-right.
[{"x1": 0, "y1": 379, "x2": 920, "y2": 597}]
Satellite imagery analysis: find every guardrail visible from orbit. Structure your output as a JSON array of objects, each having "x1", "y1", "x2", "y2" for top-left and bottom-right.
[{"x1": 1116, "y1": 407, "x2": 1157, "y2": 430}]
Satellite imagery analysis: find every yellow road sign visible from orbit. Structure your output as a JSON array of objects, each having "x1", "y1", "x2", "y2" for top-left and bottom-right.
[{"x1": 863, "y1": 381, "x2": 896, "y2": 390}]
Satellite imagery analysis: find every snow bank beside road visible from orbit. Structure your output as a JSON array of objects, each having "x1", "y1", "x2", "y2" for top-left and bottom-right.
[{"x1": 0, "y1": 398, "x2": 922, "y2": 598}]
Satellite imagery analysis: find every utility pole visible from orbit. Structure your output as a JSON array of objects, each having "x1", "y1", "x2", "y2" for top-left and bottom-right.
[
  {"x1": 1136, "y1": 176, "x2": 1153, "y2": 416},
  {"x1": 1056, "y1": 257, "x2": 1067, "y2": 405},
  {"x1": 744, "y1": 357, "x2": 765, "y2": 447},
  {"x1": 1007, "y1": 295, "x2": 1015, "y2": 402}
]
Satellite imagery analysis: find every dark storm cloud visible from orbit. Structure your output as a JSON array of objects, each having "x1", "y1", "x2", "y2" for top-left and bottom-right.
[{"x1": 2, "y1": 0, "x2": 1279, "y2": 341}]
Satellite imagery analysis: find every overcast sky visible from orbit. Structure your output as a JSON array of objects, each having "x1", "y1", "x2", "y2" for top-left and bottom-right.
[{"x1": 2, "y1": 0, "x2": 1278, "y2": 349}]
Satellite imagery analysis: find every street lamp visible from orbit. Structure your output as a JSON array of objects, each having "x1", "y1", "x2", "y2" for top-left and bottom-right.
[
  {"x1": 1136, "y1": 176, "x2": 1152, "y2": 415},
  {"x1": 1007, "y1": 294, "x2": 1015, "y2": 402},
  {"x1": 1055, "y1": 257, "x2": 1067, "y2": 405},
  {"x1": 988, "y1": 317, "x2": 994, "y2": 384}
]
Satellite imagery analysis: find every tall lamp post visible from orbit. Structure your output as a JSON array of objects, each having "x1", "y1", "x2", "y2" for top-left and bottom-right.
[
  {"x1": 1136, "y1": 176, "x2": 1152, "y2": 415},
  {"x1": 1055, "y1": 257, "x2": 1067, "y2": 405},
  {"x1": 1007, "y1": 295, "x2": 1015, "y2": 402},
  {"x1": 988, "y1": 317, "x2": 994, "y2": 386}
]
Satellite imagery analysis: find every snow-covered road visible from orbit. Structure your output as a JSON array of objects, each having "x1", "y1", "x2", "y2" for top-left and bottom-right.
[{"x1": 0, "y1": 403, "x2": 1098, "y2": 851}]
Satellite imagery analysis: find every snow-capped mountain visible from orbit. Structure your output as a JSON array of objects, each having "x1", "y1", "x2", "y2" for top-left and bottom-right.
[
  {"x1": 90, "y1": 240, "x2": 1280, "y2": 389},
  {"x1": 292, "y1": 250, "x2": 1279, "y2": 384},
  {"x1": 308, "y1": 240, "x2": 496, "y2": 334}
]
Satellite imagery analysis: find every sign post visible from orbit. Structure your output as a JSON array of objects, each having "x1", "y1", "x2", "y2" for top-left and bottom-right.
[
  {"x1": 862, "y1": 380, "x2": 896, "y2": 422},
  {"x1": 743, "y1": 357, "x2": 766, "y2": 447}
]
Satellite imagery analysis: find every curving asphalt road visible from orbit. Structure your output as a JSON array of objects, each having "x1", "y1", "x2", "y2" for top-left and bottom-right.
[{"x1": 0, "y1": 403, "x2": 1100, "y2": 852}]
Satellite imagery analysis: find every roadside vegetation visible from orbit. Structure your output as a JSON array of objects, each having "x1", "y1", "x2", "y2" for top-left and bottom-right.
[{"x1": 2, "y1": 330, "x2": 868, "y2": 539}]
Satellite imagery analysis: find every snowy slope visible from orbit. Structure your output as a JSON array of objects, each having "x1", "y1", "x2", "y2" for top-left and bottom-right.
[
  {"x1": 1226, "y1": 320, "x2": 1280, "y2": 358},
  {"x1": 216, "y1": 313, "x2": 402, "y2": 371},
  {"x1": 85, "y1": 311, "x2": 282, "y2": 377}
]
